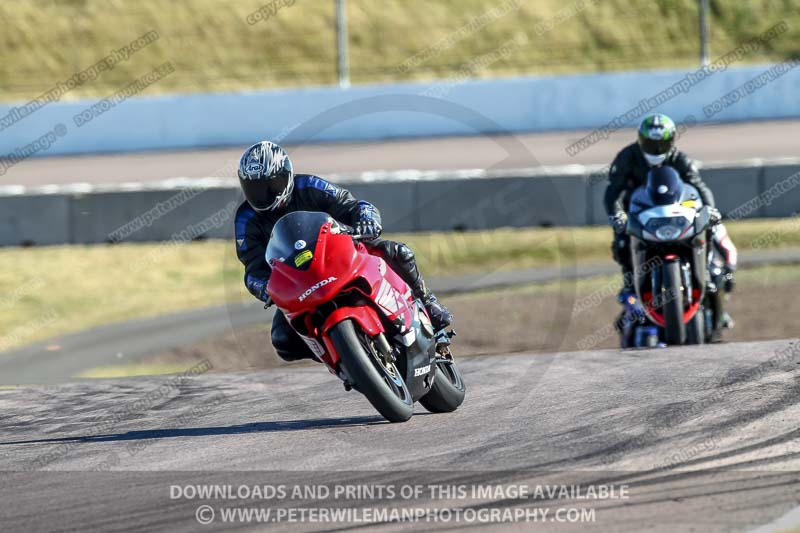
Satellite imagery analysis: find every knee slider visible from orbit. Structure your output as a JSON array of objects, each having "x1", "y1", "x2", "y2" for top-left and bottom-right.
[
  {"x1": 276, "y1": 349, "x2": 305, "y2": 362},
  {"x1": 271, "y1": 326, "x2": 291, "y2": 351},
  {"x1": 271, "y1": 329, "x2": 304, "y2": 361}
]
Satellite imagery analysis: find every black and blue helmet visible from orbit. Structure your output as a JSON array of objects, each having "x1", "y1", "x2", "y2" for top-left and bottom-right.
[{"x1": 237, "y1": 141, "x2": 294, "y2": 212}]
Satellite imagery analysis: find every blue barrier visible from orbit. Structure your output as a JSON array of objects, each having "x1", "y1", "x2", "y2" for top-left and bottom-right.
[{"x1": 1, "y1": 65, "x2": 799, "y2": 157}]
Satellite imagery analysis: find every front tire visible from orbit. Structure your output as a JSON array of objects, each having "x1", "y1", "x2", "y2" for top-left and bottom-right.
[
  {"x1": 419, "y1": 359, "x2": 466, "y2": 413},
  {"x1": 662, "y1": 261, "x2": 686, "y2": 346},
  {"x1": 329, "y1": 320, "x2": 414, "y2": 423},
  {"x1": 706, "y1": 288, "x2": 725, "y2": 343},
  {"x1": 686, "y1": 309, "x2": 705, "y2": 345}
]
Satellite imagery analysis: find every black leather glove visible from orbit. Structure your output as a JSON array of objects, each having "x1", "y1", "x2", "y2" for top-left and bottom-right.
[
  {"x1": 355, "y1": 219, "x2": 382, "y2": 240},
  {"x1": 708, "y1": 206, "x2": 722, "y2": 226},
  {"x1": 609, "y1": 212, "x2": 628, "y2": 234}
]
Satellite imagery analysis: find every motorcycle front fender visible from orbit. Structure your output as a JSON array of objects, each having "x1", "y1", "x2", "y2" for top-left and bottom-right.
[{"x1": 320, "y1": 305, "x2": 386, "y2": 367}]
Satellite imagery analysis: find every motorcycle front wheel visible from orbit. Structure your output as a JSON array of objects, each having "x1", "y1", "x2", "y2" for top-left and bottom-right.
[
  {"x1": 663, "y1": 260, "x2": 686, "y2": 346},
  {"x1": 329, "y1": 320, "x2": 414, "y2": 423},
  {"x1": 686, "y1": 310, "x2": 705, "y2": 345}
]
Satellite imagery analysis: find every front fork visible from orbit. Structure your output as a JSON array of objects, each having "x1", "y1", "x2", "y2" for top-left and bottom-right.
[{"x1": 682, "y1": 262, "x2": 693, "y2": 306}]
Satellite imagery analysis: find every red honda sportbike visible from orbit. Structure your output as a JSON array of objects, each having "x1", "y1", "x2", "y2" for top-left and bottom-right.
[{"x1": 265, "y1": 211, "x2": 466, "y2": 423}]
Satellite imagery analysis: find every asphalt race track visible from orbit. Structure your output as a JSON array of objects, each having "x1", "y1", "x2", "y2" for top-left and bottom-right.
[
  {"x1": 2, "y1": 339, "x2": 799, "y2": 532},
  {"x1": 4, "y1": 119, "x2": 799, "y2": 186}
]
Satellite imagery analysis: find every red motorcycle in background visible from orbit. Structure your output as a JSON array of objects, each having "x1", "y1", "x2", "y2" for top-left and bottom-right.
[{"x1": 266, "y1": 211, "x2": 466, "y2": 422}]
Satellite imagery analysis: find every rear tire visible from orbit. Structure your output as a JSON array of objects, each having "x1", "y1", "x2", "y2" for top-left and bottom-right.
[
  {"x1": 329, "y1": 320, "x2": 414, "y2": 423},
  {"x1": 663, "y1": 261, "x2": 686, "y2": 346},
  {"x1": 419, "y1": 360, "x2": 466, "y2": 413}
]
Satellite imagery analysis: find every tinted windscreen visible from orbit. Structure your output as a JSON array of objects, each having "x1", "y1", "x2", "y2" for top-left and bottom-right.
[
  {"x1": 645, "y1": 167, "x2": 685, "y2": 205},
  {"x1": 266, "y1": 211, "x2": 331, "y2": 269}
]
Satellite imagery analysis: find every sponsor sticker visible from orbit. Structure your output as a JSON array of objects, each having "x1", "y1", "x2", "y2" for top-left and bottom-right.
[
  {"x1": 414, "y1": 364, "x2": 431, "y2": 377},
  {"x1": 294, "y1": 250, "x2": 313, "y2": 267},
  {"x1": 245, "y1": 162, "x2": 262, "y2": 174}
]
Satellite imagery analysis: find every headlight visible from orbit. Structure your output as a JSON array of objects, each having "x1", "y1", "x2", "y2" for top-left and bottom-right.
[
  {"x1": 644, "y1": 216, "x2": 690, "y2": 241},
  {"x1": 654, "y1": 225, "x2": 682, "y2": 240}
]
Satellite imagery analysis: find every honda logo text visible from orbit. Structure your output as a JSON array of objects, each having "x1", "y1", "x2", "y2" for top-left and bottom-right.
[{"x1": 298, "y1": 277, "x2": 338, "y2": 302}]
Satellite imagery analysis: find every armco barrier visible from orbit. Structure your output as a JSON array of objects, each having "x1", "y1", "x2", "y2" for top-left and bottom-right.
[
  {"x1": 693, "y1": 165, "x2": 762, "y2": 217},
  {"x1": 0, "y1": 161, "x2": 798, "y2": 246},
  {"x1": 69, "y1": 188, "x2": 240, "y2": 244},
  {"x1": 0, "y1": 194, "x2": 71, "y2": 246},
  {"x1": 416, "y1": 174, "x2": 588, "y2": 230},
  {"x1": 760, "y1": 164, "x2": 800, "y2": 218},
  {"x1": 1, "y1": 64, "x2": 799, "y2": 157}
]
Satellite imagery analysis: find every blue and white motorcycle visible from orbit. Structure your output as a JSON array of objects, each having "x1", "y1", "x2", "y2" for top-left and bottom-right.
[{"x1": 621, "y1": 166, "x2": 725, "y2": 347}]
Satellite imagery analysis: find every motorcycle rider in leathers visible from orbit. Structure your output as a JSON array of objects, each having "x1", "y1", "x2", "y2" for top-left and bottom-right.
[
  {"x1": 605, "y1": 113, "x2": 737, "y2": 327},
  {"x1": 234, "y1": 141, "x2": 453, "y2": 362}
]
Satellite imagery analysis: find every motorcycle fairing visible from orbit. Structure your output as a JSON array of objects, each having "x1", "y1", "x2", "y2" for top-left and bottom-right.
[
  {"x1": 634, "y1": 204, "x2": 696, "y2": 242},
  {"x1": 267, "y1": 215, "x2": 358, "y2": 312}
]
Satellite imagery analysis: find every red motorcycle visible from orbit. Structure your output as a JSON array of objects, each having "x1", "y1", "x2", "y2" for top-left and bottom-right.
[{"x1": 265, "y1": 211, "x2": 466, "y2": 422}]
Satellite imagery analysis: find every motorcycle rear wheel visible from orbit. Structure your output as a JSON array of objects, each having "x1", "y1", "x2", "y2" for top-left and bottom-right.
[
  {"x1": 329, "y1": 320, "x2": 414, "y2": 423},
  {"x1": 419, "y1": 358, "x2": 466, "y2": 413},
  {"x1": 663, "y1": 261, "x2": 686, "y2": 346}
]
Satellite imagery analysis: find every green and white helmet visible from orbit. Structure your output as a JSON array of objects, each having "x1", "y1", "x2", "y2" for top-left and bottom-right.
[{"x1": 638, "y1": 114, "x2": 676, "y2": 166}]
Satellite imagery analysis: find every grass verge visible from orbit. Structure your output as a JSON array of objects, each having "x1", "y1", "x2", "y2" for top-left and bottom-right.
[
  {"x1": 2, "y1": 1, "x2": 798, "y2": 99},
  {"x1": 76, "y1": 363, "x2": 195, "y2": 379}
]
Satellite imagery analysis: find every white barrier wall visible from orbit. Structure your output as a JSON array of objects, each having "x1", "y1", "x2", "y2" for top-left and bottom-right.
[{"x1": 1, "y1": 64, "x2": 799, "y2": 157}]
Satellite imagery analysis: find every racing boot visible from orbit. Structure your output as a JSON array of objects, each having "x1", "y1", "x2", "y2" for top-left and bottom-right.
[
  {"x1": 617, "y1": 266, "x2": 635, "y2": 302},
  {"x1": 403, "y1": 266, "x2": 452, "y2": 331},
  {"x1": 404, "y1": 265, "x2": 452, "y2": 330},
  {"x1": 721, "y1": 267, "x2": 735, "y2": 328},
  {"x1": 615, "y1": 269, "x2": 639, "y2": 345},
  {"x1": 722, "y1": 311, "x2": 735, "y2": 329},
  {"x1": 419, "y1": 285, "x2": 453, "y2": 331}
]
